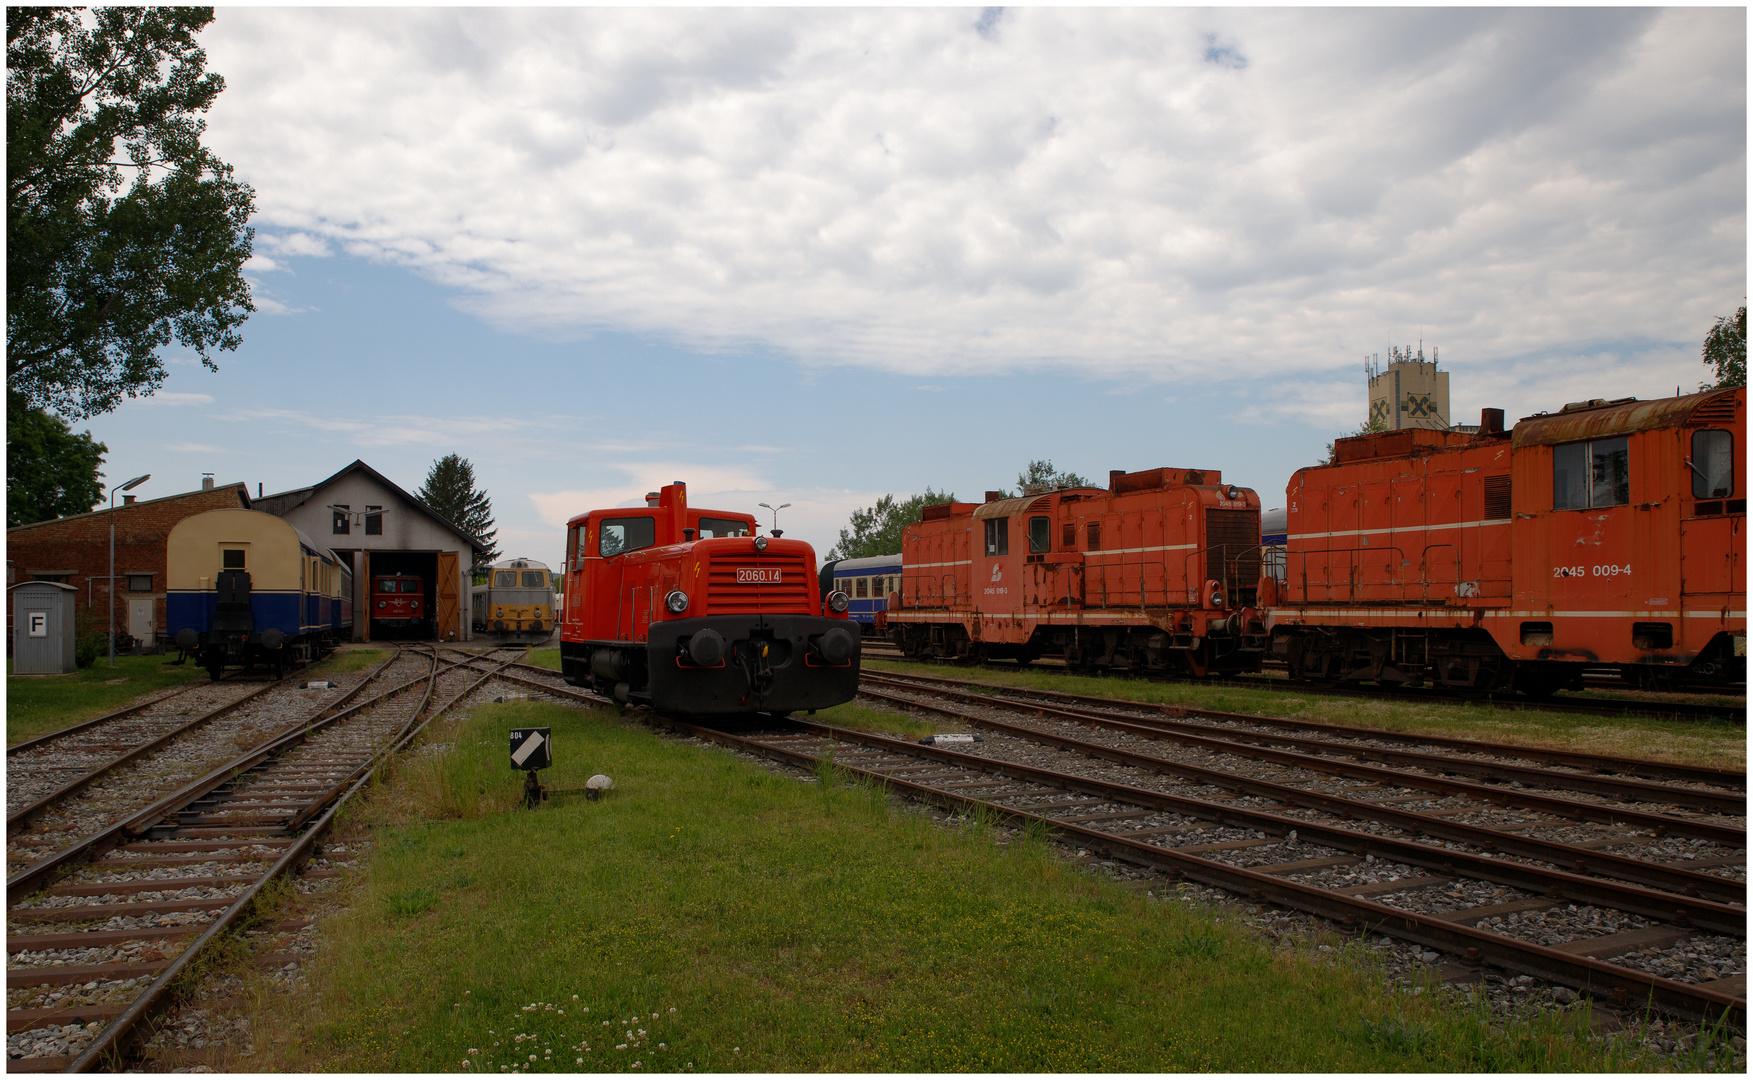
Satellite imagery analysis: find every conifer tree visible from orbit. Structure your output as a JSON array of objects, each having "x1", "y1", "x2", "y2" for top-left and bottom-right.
[{"x1": 416, "y1": 454, "x2": 499, "y2": 565}]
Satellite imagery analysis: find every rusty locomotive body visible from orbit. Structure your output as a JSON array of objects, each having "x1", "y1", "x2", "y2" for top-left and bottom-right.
[
  {"x1": 559, "y1": 482, "x2": 861, "y2": 715},
  {"x1": 887, "y1": 467, "x2": 1267, "y2": 676},
  {"x1": 1267, "y1": 388, "x2": 1746, "y2": 692}
]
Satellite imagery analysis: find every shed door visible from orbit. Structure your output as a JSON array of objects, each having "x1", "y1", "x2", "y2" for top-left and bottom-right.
[{"x1": 436, "y1": 551, "x2": 461, "y2": 640}]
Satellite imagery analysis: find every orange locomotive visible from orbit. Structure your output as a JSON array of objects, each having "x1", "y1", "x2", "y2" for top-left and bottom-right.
[
  {"x1": 559, "y1": 481, "x2": 861, "y2": 715},
  {"x1": 887, "y1": 467, "x2": 1267, "y2": 675},
  {"x1": 1267, "y1": 388, "x2": 1746, "y2": 693}
]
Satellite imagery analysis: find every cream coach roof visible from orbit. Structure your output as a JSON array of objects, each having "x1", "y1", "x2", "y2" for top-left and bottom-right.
[{"x1": 168, "y1": 509, "x2": 328, "y2": 593}]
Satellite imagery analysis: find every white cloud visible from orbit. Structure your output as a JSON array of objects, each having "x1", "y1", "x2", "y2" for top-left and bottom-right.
[
  {"x1": 132, "y1": 392, "x2": 216, "y2": 407},
  {"x1": 200, "y1": 7, "x2": 1744, "y2": 392}
]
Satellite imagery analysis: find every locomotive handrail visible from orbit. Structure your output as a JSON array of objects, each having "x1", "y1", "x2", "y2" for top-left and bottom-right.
[{"x1": 1286, "y1": 544, "x2": 1412, "y2": 605}]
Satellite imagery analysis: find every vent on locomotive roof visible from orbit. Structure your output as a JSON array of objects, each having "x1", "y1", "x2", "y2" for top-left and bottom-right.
[
  {"x1": 1026, "y1": 496, "x2": 1051, "y2": 512},
  {"x1": 1688, "y1": 393, "x2": 1740, "y2": 425},
  {"x1": 1483, "y1": 475, "x2": 1511, "y2": 520}
]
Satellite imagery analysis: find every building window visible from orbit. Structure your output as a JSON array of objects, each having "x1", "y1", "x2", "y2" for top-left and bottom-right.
[
  {"x1": 1691, "y1": 430, "x2": 1734, "y2": 498},
  {"x1": 1552, "y1": 437, "x2": 1629, "y2": 510},
  {"x1": 365, "y1": 505, "x2": 383, "y2": 535},
  {"x1": 984, "y1": 517, "x2": 1009, "y2": 556},
  {"x1": 32, "y1": 573, "x2": 71, "y2": 584},
  {"x1": 222, "y1": 549, "x2": 246, "y2": 570},
  {"x1": 333, "y1": 505, "x2": 350, "y2": 534},
  {"x1": 127, "y1": 575, "x2": 153, "y2": 592}
]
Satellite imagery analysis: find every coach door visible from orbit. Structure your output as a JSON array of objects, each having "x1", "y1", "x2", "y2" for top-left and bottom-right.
[{"x1": 435, "y1": 551, "x2": 461, "y2": 640}]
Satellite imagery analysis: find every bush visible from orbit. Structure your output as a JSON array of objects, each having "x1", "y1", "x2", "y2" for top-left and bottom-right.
[{"x1": 75, "y1": 631, "x2": 105, "y2": 669}]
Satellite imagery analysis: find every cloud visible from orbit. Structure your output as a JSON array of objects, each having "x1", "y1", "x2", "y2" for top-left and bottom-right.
[
  {"x1": 222, "y1": 407, "x2": 572, "y2": 448},
  {"x1": 200, "y1": 8, "x2": 1744, "y2": 392},
  {"x1": 132, "y1": 392, "x2": 216, "y2": 407},
  {"x1": 163, "y1": 442, "x2": 229, "y2": 453}
]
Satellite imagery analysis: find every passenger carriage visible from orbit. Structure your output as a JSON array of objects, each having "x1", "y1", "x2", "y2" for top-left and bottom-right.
[{"x1": 167, "y1": 508, "x2": 352, "y2": 679}]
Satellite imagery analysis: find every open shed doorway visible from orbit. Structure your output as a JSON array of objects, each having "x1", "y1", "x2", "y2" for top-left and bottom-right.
[{"x1": 367, "y1": 550, "x2": 437, "y2": 641}]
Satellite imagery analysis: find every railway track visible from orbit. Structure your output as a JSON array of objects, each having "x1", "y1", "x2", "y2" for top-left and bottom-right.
[
  {"x1": 5, "y1": 645, "x2": 527, "y2": 1071},
  {"x1": 859, "y1": 643, "x2": 1746, "y2": 724},
  {"x1": 409, "y1": 659, "x2": 1747, "y2": 1026}
]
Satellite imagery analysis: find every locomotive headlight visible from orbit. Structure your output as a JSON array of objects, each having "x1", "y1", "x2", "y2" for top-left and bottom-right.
[
  {"x1": 827, "y1": 590, "x2": 851, "y2": 613},
  {"x1": 377, "y1": 600, "x2": 386, "y2": 609},
  {"x1": 665, "y1": 589, "x2": 690, "y2": 614},
  {"x1": 1225, "y1": 484, "x2": 1241, "y2": 500},
  {"x1": 754, "y1": 536, "x2": 769, "y2": 551}
]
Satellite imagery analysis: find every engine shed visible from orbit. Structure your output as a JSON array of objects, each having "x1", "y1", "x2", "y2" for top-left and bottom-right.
[{"x1": 254, "y1": 460, "x2": 491, "y2": 642}]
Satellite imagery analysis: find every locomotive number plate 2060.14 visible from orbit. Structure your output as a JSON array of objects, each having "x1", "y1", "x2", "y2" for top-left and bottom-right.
[{"x1": 736, "y1": 568, "x2": 783, "y2": 583}]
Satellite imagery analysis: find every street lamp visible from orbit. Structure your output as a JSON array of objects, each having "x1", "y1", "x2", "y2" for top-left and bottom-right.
[
  {"x1": 109, "y1": 474, "x2": 150, "y2": 667},
  {"x1": 757, "y1": 502, "x2": 791, "y2": 538}
]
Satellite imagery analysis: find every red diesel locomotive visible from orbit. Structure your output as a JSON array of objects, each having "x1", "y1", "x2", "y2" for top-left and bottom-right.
[
  {"x1": 887, "y1": 466, "x2": 1267, "y2": 675},
  {"x1": 559, "y1": 481, "x2": 861, "y2": 715},
  {"x1": 371, "y1": 573, "x2": 428, "y2": 639},
  {"x1": 1267, "y1": 387, "x2": 1746, "y2": 693}
]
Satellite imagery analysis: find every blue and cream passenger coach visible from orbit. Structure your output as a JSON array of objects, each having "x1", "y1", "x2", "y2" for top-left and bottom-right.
[{"x1": 167, "y1": 508, "x2": 353, "y2": 678}]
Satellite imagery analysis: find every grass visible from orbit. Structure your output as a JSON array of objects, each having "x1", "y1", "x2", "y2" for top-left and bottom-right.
[
  {"x1": 862, "y1": 659, "x2": 1747, "y2": 771},
  {"x1": 230, "y1": 697, "x2": 1664, "y2": 1073},
  {"x1": 5, "y1": 645, "x2": 392, "y2": 747},
  {"x1": 6, "y1": 653, "x2": 206, "y2": 746},
  {"x1": 525, "y1": 647, "x2": 560, "y2": 672}
]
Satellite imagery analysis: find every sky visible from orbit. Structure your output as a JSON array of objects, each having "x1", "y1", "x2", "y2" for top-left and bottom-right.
[{"x1": 77, "y1": 6, "x2": 1746, "y2": 571}]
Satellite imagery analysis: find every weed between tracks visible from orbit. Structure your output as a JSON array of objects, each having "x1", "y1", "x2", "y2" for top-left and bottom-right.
[
  {"x1": 219, "y1": 692, "x2": 1681, "y2": 1073},
  {"x1": 863, "y1": 659, "x2": 1746, "y2": 771}
]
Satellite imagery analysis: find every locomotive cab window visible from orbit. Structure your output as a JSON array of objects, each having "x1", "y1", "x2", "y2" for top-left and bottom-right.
[
  {"x1": 1691, "y1": 430, "x2": 1734, "y2": 498},
  {"x1": 697, "y1": 517, "x2": 750, "y2": 538},
  {"x1": 1028, "y1": 515, "x2": 1051, "y2": 554},
  {"x1": 494, "y1": 570, "x2": 518, "y2": 587},
  {"x1": 984, "y1": 517, "x2": 1009, "y2": 556},
  {"x1": 521, "y1": 571, "x2": 545, "y2": 588},
  {"x1": 599, "y1": 516, "x2": 656, "y2": 557},
  {"x1": 1552, "y1": 436, "x2": 1629, "y2": 510}
]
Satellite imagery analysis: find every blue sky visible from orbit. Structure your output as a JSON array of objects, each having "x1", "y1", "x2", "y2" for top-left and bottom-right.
[{"x1": 73, "y1": 7, "x2": 1746, "y2": 570}]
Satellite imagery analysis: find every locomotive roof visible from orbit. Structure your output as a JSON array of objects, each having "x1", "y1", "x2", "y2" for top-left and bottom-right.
[
  {"x1": 1513, "y1": 387, "x2": 1741, "y2": 449},
  {"x1": 486, "y1": 557, "x2": 550, "y2": 570}
]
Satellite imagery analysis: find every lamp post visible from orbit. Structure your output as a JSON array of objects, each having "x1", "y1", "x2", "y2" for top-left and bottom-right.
[
  {"x1": 109, "y1": 474, "x2": 150, "y2": 667},
  {"x1": 757, "y1": 502, "x2": 791, "y2": 538}
]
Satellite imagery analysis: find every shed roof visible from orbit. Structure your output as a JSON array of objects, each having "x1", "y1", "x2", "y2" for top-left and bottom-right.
[{"x1": 259, "y1": 459, "x2": 491, "y2": 555}]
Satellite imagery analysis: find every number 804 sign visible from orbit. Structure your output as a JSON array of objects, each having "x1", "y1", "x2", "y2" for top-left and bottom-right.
[{"x1": 509, "y1": 727, "x2": 552, "y2": 771}]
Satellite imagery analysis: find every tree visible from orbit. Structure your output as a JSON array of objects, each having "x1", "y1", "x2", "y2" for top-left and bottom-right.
[
  {"x1": 1701, "y1": 305, "x2": 1746, "y2": 390},
  {"x1": 8, "y1": 7, "x2": 255, "y2": 420},
  {"x1": 416, "y1": 454, "x2": 499, "y2": 567},
  {"x1": 827, "y1": 488, "x2": 955, "y2": 561},
  {"x1": 6, "y1": 392, "x2": 106, "y2": 526},
  {"x1": 988, "y1": 459, "x2": 1095, "y2": 500}
]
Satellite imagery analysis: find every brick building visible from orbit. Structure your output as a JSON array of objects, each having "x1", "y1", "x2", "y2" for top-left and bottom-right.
[{"x1": 5, "y1": 481, "x2": 252, "y2": 648}]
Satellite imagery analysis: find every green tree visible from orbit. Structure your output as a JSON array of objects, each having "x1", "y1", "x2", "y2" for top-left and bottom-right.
[
  {"x1": 989, "y1": 459, "x2": 1095, "y2": 499},
  {"x1": 415, "y1": 454, "x2": 499, "y2": 567},
  {"x1": 1701, "y1": 305, "x2": 1746, "y2": 390},
  {"x1": 8, "y1": 6, "x2": 255, "y2": 419},
  {"x1": 6, "y1": 392, "x2": 106, "y2": 526},
  {"x1": 827, "y1": 488, "x2": 955, "y2": 561},
  {"x1": 1324, "y1": 414, "x2": 1389, "y2": 466}
]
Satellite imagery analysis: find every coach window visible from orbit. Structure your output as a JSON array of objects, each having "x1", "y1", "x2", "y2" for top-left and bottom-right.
[
  {"x1": 600, "y1": 516, "x2": 656, "y2": 557},
  {"x1": 332, "y1": 505, "x2": 350, "y2": 535},
  {"x1": 697, "y1": 517, "x2": 750, "y2": 538},
  {"x1": 494, "y1": 570, "x2": 518, "y2": 587},
  {"x1": 1028, "y1": 515, "x2": 1051, "y2": 554},
  {"x1": 1691, "y1": 430, "x2": 1734, "y2": 498},
  {"x1": 222, "y1": 548, "x2": 246, "y2": 570},
  {"x1": 365, "y1": 506, "x2": 383, "y2": 536},
  {"x1": 855, "y1": 577, "x2": 868, "y2": 598},
  {"x1": 984, "y1": 517, "x2": 1009, "y2": 557},
  {"x1": 1553, "y1": 437, "x2": 1630, "y2": 510}
]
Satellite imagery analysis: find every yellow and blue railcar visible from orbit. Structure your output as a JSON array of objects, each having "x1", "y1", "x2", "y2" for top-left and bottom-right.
[
  {"x1": 168, "y1": 508, "x2": 353, "y2": 679},
  {"x1": 470, "y1": 557, "x2": 554, "y2": 645}
]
